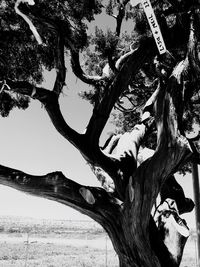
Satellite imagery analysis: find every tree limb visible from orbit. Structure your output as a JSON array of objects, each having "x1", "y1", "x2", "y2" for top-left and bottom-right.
[
  {"x1": 85, "y1": 37, "x2": 156, "y2": 150},
  {"x1": 70, "y1": 50, "x2": 106, "y2": 85},
  {"x1": 14, "y1": 6, "x2": 67, "y2": 96},
  {"x1": 101, "y1": 133, "x2": 122, "y2": 154},
  {"x1": 3, "y1": 79, "x2": 124, "y2": 197},
  {"x1": 3, "y1": 79, "x2": 85, "y2": 151},
  {"x1": 115, "y1": 44, "x2": 137, "y2": 70},
  {"x1": 115, "y1": 0, "x2": 129, "y2": 37},
  {"x1": 15, "y1": 0, "x2": 43, "y2": 45},
  {"x1": 120, "y1": 71, "x2": 193, "y2": 267},
  {"x1": 0, "y1": 164, "x2": 121, "y2": 224},
  {"x1": 129, "y1": 75, "x2": 193, "y2": 235},
  {"x1": 187, "y1": 12, "x2": 200, "y2": 78},
  {"x1": 25, "y1": 11, "x2": 106, "y2": 86},
  {"x1": 53, "y1": 33, "x2": 66, "y2": 96}
]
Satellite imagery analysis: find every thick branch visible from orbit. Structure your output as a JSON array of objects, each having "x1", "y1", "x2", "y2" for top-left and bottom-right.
[
  {"x1": 91, "y1": 82, "x2": 159, "y2": 198},
  {"x1": 4, "y1": 79, "x2": 84, "y2": 152},
  {"x1": 4, "y1": 79, "x2": 48, "y2": 99},
  {"x1": 122, "y1": 75, "x2": 193, "y2": 267},
  {"x1": 4, "y1": 79, "x2": 123, "y2": 195},
  {"x1": 99, "y1": 123, "x2": 149, "y2": 198},
  {"x1": 85, "y1": 38, "x2": 156, "y2": 149},
  {"x1": 115, "y1": 45, "x2": 137, "y2": 70},
  {"x1": 0, "y1": 164, "x2": 121, "y2": 223},
  {"x1": 151, "y1": 78, "x2": 192, "y2": 181},
  {"x1": 41, "y1": 94, "x2": 86, "y2": 150}
]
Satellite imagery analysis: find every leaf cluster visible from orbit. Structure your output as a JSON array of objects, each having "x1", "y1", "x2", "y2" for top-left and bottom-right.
[
  {"x1": 92, "y1": 27, "x2": 119, "y2": 59},
  {"x1": 0, "y1": 0, "x2": 104, "y2": 82},
  {"x1": 0, "y1": 90, "x2": 29, "y2": 117},
  {"x1": 0, "y1": 0, "x2": 105, "y2": 116}
]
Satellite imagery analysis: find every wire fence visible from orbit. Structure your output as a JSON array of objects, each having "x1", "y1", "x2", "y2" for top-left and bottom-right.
[
  {"x1": 0, "y1": 216, "x2": 198, "y2": 267},
  {"x1": 20, "y1": 220, "x2": 116, "y2": 267}
]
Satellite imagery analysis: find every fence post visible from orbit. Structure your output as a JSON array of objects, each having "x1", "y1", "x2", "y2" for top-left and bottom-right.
[
  {"x1": 105, "y1": 234, "x2": 108, "y2": 267},
  {"x1": 192, "y1": 163, "x2": 200, "y2": 267}
]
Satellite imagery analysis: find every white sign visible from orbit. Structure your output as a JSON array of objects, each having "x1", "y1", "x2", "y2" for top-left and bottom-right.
[{"x1": 130, "y1": 0, "x2": 166, "y2": 54}]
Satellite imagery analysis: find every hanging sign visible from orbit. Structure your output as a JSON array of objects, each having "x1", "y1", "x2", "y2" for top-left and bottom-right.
[{"x1": 130, "y1": 0, "x2": 166, "y2": 54}]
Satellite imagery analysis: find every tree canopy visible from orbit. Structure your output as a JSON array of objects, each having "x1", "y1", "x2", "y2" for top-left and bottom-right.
[{"x1": 0, "y1": 0, "x2": 200, "y2": 266}]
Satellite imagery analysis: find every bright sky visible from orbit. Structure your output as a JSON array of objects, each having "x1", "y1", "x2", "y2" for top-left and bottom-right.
[{"x1": 0, "y1": 69, "x2": 99, "y2": 220}]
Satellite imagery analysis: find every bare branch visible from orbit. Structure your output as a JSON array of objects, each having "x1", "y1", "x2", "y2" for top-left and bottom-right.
[
  {"x1": 27, "y1": 9, "x2": 77, "y2": 52},
  {"x1": 4, "y1": 79, "x2": 84, "y2": 152},
  {"x1": 3, "y1": 79, "x2": 47, "y2": 99},
  {"x1": 101, "y1": 134, "x2": 122, "y2": 154},
  {"x1": 115, "y1": 44, "x2": 137, "y2": 70},
  {"x1": 53, "y1": 34, "x2": 66, "y2": 95},
  {"x1": 15, "y1": 0, "x2": 43, "y2": 45},
  {"x1": 141, "y1": 80, "x2": 160, "y2": 123},
  {"x1": 121, "y1": 94, "x2": 136, "y2": 106},
  {"x1": 4, "y1": 80, "x2": 124, "y2": 197},
  {"x1": 40, "y1": 94, "x2": 86, "y2": 151},
  {"x1": 115, "y1": 101, "x2": 136, "y2": 113},
  {"x1": 0, "y1": 164, "x2": 121, "y2": 223}
]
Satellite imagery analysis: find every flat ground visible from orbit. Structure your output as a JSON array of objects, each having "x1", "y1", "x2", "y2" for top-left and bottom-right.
[{"x1": 0, "y1": 216, "x2": 196, "y2": 267}]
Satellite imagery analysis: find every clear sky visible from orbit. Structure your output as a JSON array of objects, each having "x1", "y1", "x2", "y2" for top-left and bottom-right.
[{"x1": 0, "y1": 66, "x2": 102, "y2": 221}]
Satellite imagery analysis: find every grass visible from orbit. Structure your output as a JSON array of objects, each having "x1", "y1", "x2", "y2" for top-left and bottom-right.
[
  {"x1": 0, "y1": 242, "x2": 118, "y2": 267},
  {"x1": 0, "y1": 216, "x2": 196, "y2": 267}
]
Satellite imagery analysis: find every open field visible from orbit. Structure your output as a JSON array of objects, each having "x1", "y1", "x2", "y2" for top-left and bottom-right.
[{"x1": 0, "y1": 216, "x2": 197, "y2": 267}]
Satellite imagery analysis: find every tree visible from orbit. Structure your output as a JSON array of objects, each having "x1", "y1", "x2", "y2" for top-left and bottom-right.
[{"x1": 0, "y1": 0, "x2": 199, "y2": 266}]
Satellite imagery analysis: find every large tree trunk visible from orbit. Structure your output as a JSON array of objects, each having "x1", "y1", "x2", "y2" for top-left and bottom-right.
[
  {"x1": 98, "y1": 191, "x2": 187, "y2": 267},
  {"x1": 0, "y1": 161, "x2": 189, "y2": 267},
  {"x1": 99, "y1": 215, "x2": 160, "y2": 267}
]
